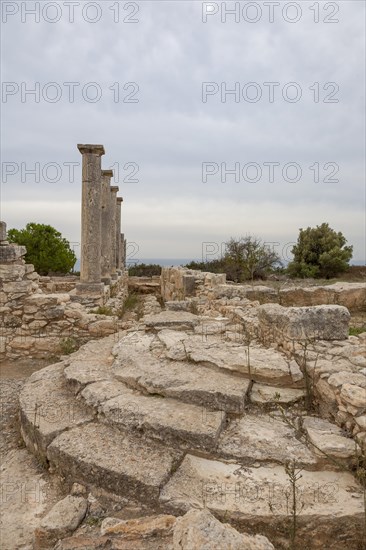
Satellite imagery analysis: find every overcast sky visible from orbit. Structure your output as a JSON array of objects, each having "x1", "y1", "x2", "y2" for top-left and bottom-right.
[{"x1": 1, "y1": 0, "x2": 365, "y2": 264}]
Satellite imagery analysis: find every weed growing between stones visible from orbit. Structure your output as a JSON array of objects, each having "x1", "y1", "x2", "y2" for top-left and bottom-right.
[
  {"x1": 284, "y1": 460, "x2": 304, "y2": 550},
  {"x1": 267, "y1": 458, "x2": 304, "y2": 550},
  {"x1": 30, "y1": 402, "x2": 48, "y2": 469},
  {"x1": 59, "y1": 337, "x2": 79, "y2": 355},
  {"x1": 349, "y1": 326, "x2": 366, "y2": 336},
  {"x1": 291, "y1": 337, "x2": 319, "y2": 414},
  {"x1": 241, "y1": 323, "x2": 253, "y2": 379}
]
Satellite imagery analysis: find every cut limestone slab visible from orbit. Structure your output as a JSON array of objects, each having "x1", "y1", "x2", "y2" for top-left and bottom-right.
[
  {"x1": 160, "y1": 454, "x2": 364, "y2": 548},
  {"x1": 218, "y1": 414, "x2": 317, "y2": 467},
  {"x1": 302, "y1": 416, "x2": 360, "y2": 460},
  {"x1": 144, "y1": 311, "x2": 200, "y2": 331},
  {"x1": 82, "y1": 380, "x2": 225, "y2": 451},
  {"x1": 168, "y1": 336, "x2": 300, "y2": 387},
  {"x1": 47, "y1": 423, "x2": 179, "y2": 504},
  {"x1": 19, "y1": 363, "x2": 94, "y2": 459},
  {"x1": 113, "y1": 353, "x2": 251, "y2": 413},
  {"x1": 250, "y1": 383, "x2": 305, "y2": 405},
  {"x1": 173, "y1": 508, "x2": 275, "y2": 550},
  {"x1": 258, "y1": 303, "x2": 350, "y2": 341}
]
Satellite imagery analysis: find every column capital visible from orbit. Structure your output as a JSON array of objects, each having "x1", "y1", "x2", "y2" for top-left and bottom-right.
[
  {"x1": 117, "y1": 197, "x2": 123, "y2": 204},
  {"x1": 110, "y1": 186, "x2": 119, "y2": 193},
  {"x1": 101, "y1": 169, "x2": 114, "y2": 177},
  {"x1": 77, "y1": 144, "x2": 105, "y2": 156}
]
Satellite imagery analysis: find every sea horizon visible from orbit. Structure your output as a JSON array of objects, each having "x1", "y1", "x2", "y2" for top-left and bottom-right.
[{"x1": 72, "y1": 258, "x2": 366, "y2": 271}]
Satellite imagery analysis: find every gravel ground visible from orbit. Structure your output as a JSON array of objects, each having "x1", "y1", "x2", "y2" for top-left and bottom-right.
[{"x1": 0, "y1": 361, "x2": 66, "y2": 550}]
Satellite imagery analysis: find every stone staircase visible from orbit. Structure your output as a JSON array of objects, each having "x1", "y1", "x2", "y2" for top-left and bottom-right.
[{"x1": 19, "y1": 312, "x2": 365, "y2": 549}]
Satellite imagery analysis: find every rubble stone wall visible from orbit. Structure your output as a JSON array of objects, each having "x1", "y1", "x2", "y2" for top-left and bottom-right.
[
  {"x1": 161, "y1": 267, "x2": 365, "y2": 313},
  {"x1": 161, "y1": 267, "x2": 226, "y2": 301},
  {"x1": 0, "y1": 226, "x2": 127, "y2": 361}
]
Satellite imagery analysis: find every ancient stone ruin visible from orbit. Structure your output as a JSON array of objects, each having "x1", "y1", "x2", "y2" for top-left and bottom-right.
[
  {"x1": 1, "y1": 160, "x2": 366, "y2": 548},
  {"x1": 0, "y1": 144, "x2": 128, "y2": 361},
  {"x1": 13, "y1": 267, "x2": 366, "y2": 548},
  {"x1": 75, "y1": 143, "x2": 126, "y2": 301}
]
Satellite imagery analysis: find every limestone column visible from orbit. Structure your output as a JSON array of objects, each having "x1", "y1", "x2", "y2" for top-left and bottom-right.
[
  {"x1": 101, "y1": 170, "x2": 113, "y2": 284},
  {"x1": 120, "y1": 233, "x2": 125, "y2": 268},
  {"x1": 116, "y1": 197, "x2": 123, "y2": 272},
  {"x1": 110, "y1": 186, "x2": 119, "y2": 279},
  {"x1": 76, "y1": 144, "x2": 105, "y2": 294}
]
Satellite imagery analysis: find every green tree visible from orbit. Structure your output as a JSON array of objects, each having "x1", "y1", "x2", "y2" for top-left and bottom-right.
[
  {"x1": 186, "y1": 235, "x2": 281, "y2": 282},
  {"x1": 288, "y1": 223, "x2": 353, "y2": 279},
  {"x1": 223, "y1": 236, "x2": 281, "y2": 282},
  {"x1": 8, "y1": 223, "x2": 77, "y2": 275}
]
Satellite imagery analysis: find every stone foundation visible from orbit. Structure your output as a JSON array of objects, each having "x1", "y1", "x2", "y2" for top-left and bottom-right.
[
  {"x1": 161, "y1": 267, "x2": 366, "y2": 313},
  {"x1": 0, "y1": 223, "x2": 128, "y2": 361}
]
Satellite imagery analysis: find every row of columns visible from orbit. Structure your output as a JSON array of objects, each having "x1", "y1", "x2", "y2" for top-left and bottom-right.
[{"x1": 76, "y1": 144, "x2": 126, "y2": 295}]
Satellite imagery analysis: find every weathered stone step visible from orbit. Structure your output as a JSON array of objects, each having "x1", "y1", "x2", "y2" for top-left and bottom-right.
[
  {"x1": 157, "y1": 332, "x2": 303, "y2": 388},
  {"x1": 217, "y1": 413, "x2": 318, "y2": 468},
  {"x1": 47, "y1": 422, "x2": 180, "y2": 505},
  {"x1": 19, "y1": 363, "x2": 94, "y2": 460},
  {"x1": 113, "y1": 353, "x2": 251, "y2": 414},
  {"x1": 63, "y1": 333, "x2": 118, "y2": 394},
  {"x1": 80, "y1": 380, "x2": 226, "y2": 451},
  {"x1": 144, "y1": 311, "x2": 200, "y2": 331},
  {"x1": 160, "y1": 454, "x2": 364, "y2": 549}
]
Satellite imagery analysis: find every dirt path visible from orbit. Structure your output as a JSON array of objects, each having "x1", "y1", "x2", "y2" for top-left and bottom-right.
[{"x1": 0, "y1": 360, "x2": 66, "y2": 550}]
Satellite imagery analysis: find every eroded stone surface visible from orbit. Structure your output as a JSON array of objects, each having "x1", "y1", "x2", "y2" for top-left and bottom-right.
[
  {"x1": 303, "y1": 416, "x2": 360, "y2": 459},
  {"x1": 160, "y1": 454, "x2": 364, "y2": 547},
  {"x1": 19, "y1": 363, "x2": 94, "y2": 458},
  {"x1": 100, "y1": 514, "x2": 176, "y2": 538},
  {"x1": 250, "y1": 383, "x2": 305, "y2": 405},
  {"x1": 97, "y1": 384, "x2": 225, "y2": 451},
  {"x1": 47, "y1": 423, "x2": 179, "y2": 503},
  {"x1": 218, "y1": 414, "x2": 317, "y2": 467},
  {"x1": 113, "y1": 352, "x2": 251, "y2": 413},
  {"x1": 34, "y1": 496, "x2": 87, "y2": 550},
  {"x1": 167, "y1": 335, "x2": 300, "y2": 387},
  {"x1": 173, "y1": 508, "x2": 275, "y2": 550},
  {"x1": 144, "y1": 311, "x2": 200, "y2": 331},
  {"x1": 340, "y1": 384, "x2": 366, "y2": 409},
  {"x1": 258, "y1": 303, "x2": 350, "y2": 341}
]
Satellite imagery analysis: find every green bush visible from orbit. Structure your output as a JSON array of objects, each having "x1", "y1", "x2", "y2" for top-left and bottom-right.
[
  {"x1": 288, "y1": 223, "x2": 353, "y2": 279},
  {"x1": 128, "y1": 263, "x2": 162, "y2": 277},
  {"x1": 59, "y1": 337, "x2": 79, "y2": 355},
  {"x1": 186, "y1": 235, "x2": 281, "y2": 282}
]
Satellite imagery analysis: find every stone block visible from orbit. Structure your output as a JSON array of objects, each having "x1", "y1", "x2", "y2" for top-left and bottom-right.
[
  {"x1": 173, "y1": 509, "x2": 275, "y2": 550},
  {"x1": 75, "y1": 282, "x2": 104, "y2": 296},
  {"x1": 258, "y1": 304, "x2": 350, "y2": 342},
  {"x1": 33, "y1": 495, "x2": 87, "y2": 549},
  {"x1": 0, "y1": 264, "x2": 26, "y2": 281},
  {"x1": 0, "y1": 243, "x2": 26, "y2": 264}
]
